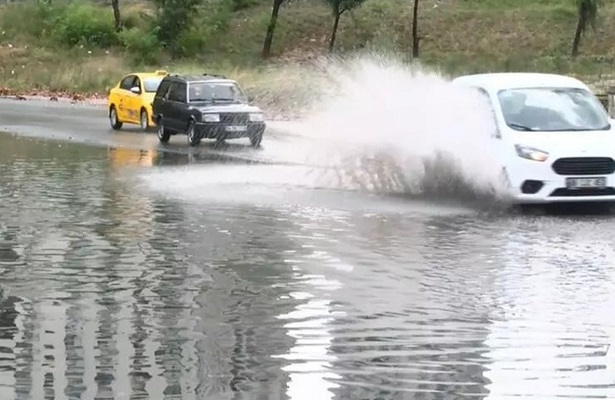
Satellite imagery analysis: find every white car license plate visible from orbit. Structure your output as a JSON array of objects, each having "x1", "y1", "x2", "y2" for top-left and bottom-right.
[
  {"x1": 565, "y1": 177, "x2": 606, "y2": 189},
  {"x1": 225, "y1": 125, "x2": 247, "y2": 132}
]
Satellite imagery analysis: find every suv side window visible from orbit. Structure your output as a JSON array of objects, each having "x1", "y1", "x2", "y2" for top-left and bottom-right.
[
  {"x1": 156, "y1": 79, "x2": 171, "y2": 99},
  {"x1": 120, "y1": 75, "x2": 135, "y2": 91},
  {"x1": 168, "y1": 82, "x2": 187, "y2": 103}
]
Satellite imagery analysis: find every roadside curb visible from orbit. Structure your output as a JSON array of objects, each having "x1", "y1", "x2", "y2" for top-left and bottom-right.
[
  {"x1": 0, "y1": 95, "x2": 299, "y2": 123},
  {"x1": 0, "y1": 94, "x2": 107, "y2": 107}
]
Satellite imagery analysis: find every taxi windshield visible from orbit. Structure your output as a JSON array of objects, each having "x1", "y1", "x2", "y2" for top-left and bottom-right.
[
  {"x1": 143, "y1": 77, "x2": 163, "y2": 93},
  {"x1": 497, "y1": 87, "x2": 610, "y2": 132}
]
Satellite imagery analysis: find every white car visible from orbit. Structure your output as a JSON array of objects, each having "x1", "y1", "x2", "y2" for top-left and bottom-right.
[{"x1": 452, "y1": 72, "x2": 615, "y2": 204}]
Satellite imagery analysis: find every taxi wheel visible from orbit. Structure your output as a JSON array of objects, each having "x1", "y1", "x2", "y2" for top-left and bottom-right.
[
  {"x1": 140, "y1": 109, "x2": 149, "y2": 131},
  {"x1": 109, "y1": 105, "x2": 122, "y2": 130}
]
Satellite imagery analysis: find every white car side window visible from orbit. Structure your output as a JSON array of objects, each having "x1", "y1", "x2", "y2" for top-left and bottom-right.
[{"x1": 474, "y1": 87, "x2": 501, "y2": 139}]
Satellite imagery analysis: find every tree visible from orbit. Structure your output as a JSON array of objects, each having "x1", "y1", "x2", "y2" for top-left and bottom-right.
[
  {"x1": 571, "y1": 0, "x2": 600, "y2": 57},
  {"x1": 262, "y1": 0, "x2": 286, "y2": 59},
  {"x1": 324, "y1": 0, "x2": 367, "y2": 53},
  {"x1": 111, "y1": 0, "x2": 121, "y2": 32},
  {"x1": 411, "y1": 0, "x2": 419, "y2": 58},
  {"x1": 153, "y1": 0, "x2": 201, "y2": 56}
]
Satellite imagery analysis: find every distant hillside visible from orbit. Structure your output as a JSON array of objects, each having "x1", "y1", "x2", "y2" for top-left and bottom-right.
[{"x1": 1, "y1": 0, "x2": 615, "y2": 96}]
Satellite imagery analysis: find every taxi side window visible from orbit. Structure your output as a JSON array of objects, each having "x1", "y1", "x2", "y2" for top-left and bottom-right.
[
  {"x1": 133, "y1": 77, "x2": 142, "y2": 92},
  {"x1": 168, "y1": 82, "x2": 187, "y2": 103},
  {"x1": 120, "y1": 75, "x2": 135, "y2": 91}
]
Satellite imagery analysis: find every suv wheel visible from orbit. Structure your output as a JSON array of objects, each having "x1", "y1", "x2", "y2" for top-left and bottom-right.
[
  {"x1": 109, "y1": 106, "x2": 122, "y2": 130},
  {"x1": 187, "y1": 121, "x2": 200, "y2": 147},
  {"x1": 249, "y1": 132, "x2": 263, "y2": 148},
  {"x1": 157, "y1": 118, "x2": 171, "y2": 143}
]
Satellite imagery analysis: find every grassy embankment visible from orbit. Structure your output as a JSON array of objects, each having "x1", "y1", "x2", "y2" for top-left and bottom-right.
[{"x1": 1, "y1": 0, "x2": 615, "y2": 112}]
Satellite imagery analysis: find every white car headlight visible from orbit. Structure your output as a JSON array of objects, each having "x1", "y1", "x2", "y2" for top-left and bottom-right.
[
  {"x1": 249, "y1": 113, "x2": 264, "y2": 122},
  {"x1": 202, "y1": 113, "x2": 220, "y2": 122},
  {"x1": 515, "y1": 144, "x2": 549, "y2": 162}
]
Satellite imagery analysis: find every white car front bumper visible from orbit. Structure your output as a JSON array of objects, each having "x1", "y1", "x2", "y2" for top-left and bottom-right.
[{"x1": 504, "y1": 156, "x2": 615, "y2": 204}]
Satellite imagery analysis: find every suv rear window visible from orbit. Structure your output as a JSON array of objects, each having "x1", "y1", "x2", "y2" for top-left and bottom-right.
[
  {"x1": 168, "y1": 82, "x2": 187, "y2": 103},
  {"x1": 155, "y1": 79, "x2": 171, "y2": 98}
]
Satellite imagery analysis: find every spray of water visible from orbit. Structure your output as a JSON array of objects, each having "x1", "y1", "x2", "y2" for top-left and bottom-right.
[
  {"x1": 141, "y1": 52, "x2": 512, "y2": 208},
  {"x1": 270, "y1": 53, "x2": 510, "y2": 204}
]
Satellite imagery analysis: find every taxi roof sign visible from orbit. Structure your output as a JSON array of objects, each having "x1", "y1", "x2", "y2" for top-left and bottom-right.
[{"x1": 155, "y1": 70, "x2": 168, "y2": 75}]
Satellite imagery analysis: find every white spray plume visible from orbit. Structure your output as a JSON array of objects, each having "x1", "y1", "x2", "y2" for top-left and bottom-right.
[{"x1": 280, "y1": 53, "x2": 509, "y2": 203}]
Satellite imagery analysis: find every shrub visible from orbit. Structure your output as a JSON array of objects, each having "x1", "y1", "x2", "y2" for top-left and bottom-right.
[
  {"x1": 53, "y1": 2, "x2": 118, "y2": 47},
  {"x1": 232, "y1": 0, "x2": 260, "y2": 11},
  {"x1": 118, "y1": 27, "x2": 162, "y2": 65},
  {"x1": 174, "y1": 0, "x2": 233, "y2": 56},
  {"x1": 0, "y1": 1, "x2": 60, "y2": 42}
]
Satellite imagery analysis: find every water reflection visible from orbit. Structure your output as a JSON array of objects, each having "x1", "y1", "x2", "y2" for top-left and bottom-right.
[
  {"x1": 2, "y1": 132, "x2": 615, "y2": 399},
  {"x1": 482, "y1": 218, "x2": 615, "y2": 399},
  {"x1": 108, "y1": 147, "x2": 157, "y2": 168}
]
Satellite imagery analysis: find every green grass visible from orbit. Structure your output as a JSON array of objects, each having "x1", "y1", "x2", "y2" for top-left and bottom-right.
[{"x1": 1, "y1": 0, "x2": 615, "y2": 104}]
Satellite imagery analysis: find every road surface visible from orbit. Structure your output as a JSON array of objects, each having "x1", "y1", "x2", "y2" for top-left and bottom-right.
[
  {"x1": 0, "y1": 97, "x2": 302, "y2": 159},
  {"x1": 2, "y1": 96, "x2": 615, "y2": 400}
]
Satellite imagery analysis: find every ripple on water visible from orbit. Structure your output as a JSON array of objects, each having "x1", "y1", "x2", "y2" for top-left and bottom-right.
[{"x1": 2, "y1": 133, "x2": 615, "y2": 399}]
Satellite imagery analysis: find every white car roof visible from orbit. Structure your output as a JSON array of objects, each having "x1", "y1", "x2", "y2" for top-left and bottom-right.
[{"x1": 451, "y1": 72, "x2": 590, "y2": 91}]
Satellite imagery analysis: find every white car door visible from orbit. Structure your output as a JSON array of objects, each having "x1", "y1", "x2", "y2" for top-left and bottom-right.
[{"x1": 470, "y1": 86, "x2": 513, "y2": 188}]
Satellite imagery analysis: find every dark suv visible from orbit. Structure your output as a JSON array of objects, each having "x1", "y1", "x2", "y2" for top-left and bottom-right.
[{"x1": 151, "y1": 73, "x2": 266, "y2": 147}]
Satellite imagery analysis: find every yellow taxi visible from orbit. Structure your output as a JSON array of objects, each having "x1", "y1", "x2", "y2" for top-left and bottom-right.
[{"x1": 107, "y1": 70, "x2": 169, "y2": 131}]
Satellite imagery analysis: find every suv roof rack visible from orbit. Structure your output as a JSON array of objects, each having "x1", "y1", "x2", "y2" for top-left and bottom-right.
[
  {"x1": 165, "y1": 73, "x2": 230, "y2": 81},
  {"x1": 203, "y1": 73, "x2": 227, "y2": 79}
]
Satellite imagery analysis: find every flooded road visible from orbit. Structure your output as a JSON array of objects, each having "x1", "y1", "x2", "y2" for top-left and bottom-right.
[{"x1": 2, "y1": 127, "x2": 615, "y2": 400}]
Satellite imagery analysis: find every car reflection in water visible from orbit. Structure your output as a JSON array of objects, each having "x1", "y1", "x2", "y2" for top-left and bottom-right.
[
  {"x1": 153, "y1": 147, "x2": 268, "y2": 167},
  {"x1": 107, "y1": 147, "x2": 158, "y2": 168}
]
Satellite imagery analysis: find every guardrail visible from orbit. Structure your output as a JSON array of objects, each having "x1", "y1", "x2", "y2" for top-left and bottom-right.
[{"x1": 596, "y1": 93, "x2": 609, "y2": 113}]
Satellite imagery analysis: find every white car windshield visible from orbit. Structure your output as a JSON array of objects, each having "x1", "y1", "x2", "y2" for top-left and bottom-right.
[
  {"x1": 497, "y1": 87, "x2": 610, "y2": 131},
  {"x1": 188, "y1": 81, "x2": 247, "y2": 103}
]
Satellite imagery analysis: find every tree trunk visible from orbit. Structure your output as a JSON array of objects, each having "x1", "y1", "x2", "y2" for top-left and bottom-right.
[
  {"x1": 262, "y1": 0, "x2": 283, "y2": 59},
  {"x1": 411, "y1": 0, "x2": 419, "y2": 58},
  {"x1": 571, "y1": 15, "x2": 584, "y2": 57},
  {"x1": 111, "y1": 0, "x2": 121, "y2": 32},
  {"x1": 329, "y1": 11, "x2": 342, "y2": 53}
]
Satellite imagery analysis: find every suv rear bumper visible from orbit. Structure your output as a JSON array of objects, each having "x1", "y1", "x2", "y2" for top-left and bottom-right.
[{"x1": 195, "y1": 121, "x2": 266, "y2": 139}]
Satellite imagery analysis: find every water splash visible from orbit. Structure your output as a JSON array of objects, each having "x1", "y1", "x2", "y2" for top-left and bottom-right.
[
  {"x1": 271, "y1": 53, "x2": 510, "y2": 204},
  {"x1": 141, "y1": 52, "x2": 512, "y2": 208}
]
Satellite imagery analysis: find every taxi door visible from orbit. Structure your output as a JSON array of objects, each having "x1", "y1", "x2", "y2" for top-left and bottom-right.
[
  {"x1": 123, "y1": 76, "x2": 142, "y2": 123},
  {"x1": 115, "y1": 75, "x2": 135, "y2": 122}
]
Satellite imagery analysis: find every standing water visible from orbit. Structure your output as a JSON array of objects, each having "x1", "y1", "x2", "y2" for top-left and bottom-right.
[{"x1": 1, "y1": 55, "x2": 615, "y2": 399}]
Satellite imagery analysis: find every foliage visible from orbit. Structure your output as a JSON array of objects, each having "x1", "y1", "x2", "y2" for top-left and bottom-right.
[
  {"x1": 2, "y1": 0, "x2": 615, "y2": 98},
  {"x1": 0, "y1": 1, "x2": 61, "y2": 42},
  {"x1": 576, "y1": 0, "x2": 600, "y2": 32},
  {"x1": 232, "y1": 0, "x2": 260, "y2": 11},
  {"x1": 323, "y1": 0, "x2": 367, "y2": 51},
  {"x1": 53, "y1": 2, "x2": 118, "y2": 47},
  {"x1": 571, "y1": 0, "x2": 601, "y2": 56},
  {"x1": 323, "y1": 0, "x2": 366, "y2": 15},
  {"x1": 175, "y1": 0, "x2": 234, "y2": 56},
  {"x1": 117, "y1": 27, "x2": 161, "y2": 64},
  {"x1": 150, "y1": 0, "x2": 201, "y2": 55}
]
